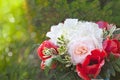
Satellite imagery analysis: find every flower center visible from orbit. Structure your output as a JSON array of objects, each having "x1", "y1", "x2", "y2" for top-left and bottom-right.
[
  {"x1": 43, "y1": 47, "x2": 57, "y2": 56},
  {"x1": 74, "y1": 46, "x2": 88, "y2": 55}
]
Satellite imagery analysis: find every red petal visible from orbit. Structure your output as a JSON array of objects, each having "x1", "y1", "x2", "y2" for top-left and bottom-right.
[
  {"x1": 86, "y1": 64, "x2": 99, "y2": 74},
  {"x1": 78, "y1": 49, "x2": 105, "y2": 79},
  {"x1": 40, "y1": 61, "x2": 45, "y2": 69},
  {"x1": 96, "y1": 21, "x2": 108, "y2": 29},
  {"x1": 103, "y1": 39, "x2": 119, "y2": 55},
  {"x1": 82, "y1": 55, "x2": 90, "y2": 67},
  {"x1": 94, "y1": 60, "x2": 105, "y2": 78},
  {"x1": 91, "y1": 49, "x2": 101, "y2": 56},
  {"x1": 37, "y1": 44, "x2": 51, "y2": 60},
  {"x1": 100, "y1": 50, "x2": 107, "y2": 58},
  {"x1": 76, "y1": 64, "x2": 90, "y2": 80}
]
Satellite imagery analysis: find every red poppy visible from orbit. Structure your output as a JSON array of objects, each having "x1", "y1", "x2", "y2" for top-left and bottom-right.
[
  {"x1": 37, "y1": 40, "x2": 58, "y2": 69},
  {"x1": 96, "y1": 21, "x2": 108, "y2": 29},
  {"x1": 76, "y1": 49, "x2": 106, "y2": 80},
  {"x1": 37, "y1": 40, "x2": 58, "y2": 60},
  {"x1": 103, "y1": 38, "x2": 120, "y2": 57}
]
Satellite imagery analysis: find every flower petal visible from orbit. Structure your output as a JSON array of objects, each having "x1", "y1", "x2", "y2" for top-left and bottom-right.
[
  {"x1": 76, "y1": 64, "x2": 90, "y2": 80},
  {"x1": 96, "y1": 21, "x2": 108, "y2": 29}
]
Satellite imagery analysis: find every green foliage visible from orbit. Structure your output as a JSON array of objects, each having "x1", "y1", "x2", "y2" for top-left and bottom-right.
[
  {"x1": 113, "y1": 28, "x2": 120, "y2": 34},
  {"x1": 100, "y1": 54, "x2": 120, "y2": 80},
  {"x1": 51, "y1": 68, "x2": 82, "y2": 80},
  {"x1": 56, "y1": 35, "x2": 72, "y2": 67},
  {"x1": 25, "y1": 0, "x2": 114, "y2": 42},
  {"x1": 44, "y1": 64, "x2": 81, "y2": 80},
  {"x1": 26, "y1": 0, "x2": 113, "y2": 25},
  {"x1": 57, "y1": 35, "x2": 68, "y2": 55},
  {"x1": 111, "y1": 0, "x2": 120, "y2": 26}
]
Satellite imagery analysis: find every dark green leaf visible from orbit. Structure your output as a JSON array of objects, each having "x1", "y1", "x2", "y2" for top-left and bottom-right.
[
  {"x1": 113, "y1": 28, "x2": 120, "y2": 34},
  {"x1": 44, "y1": 66, "x2": 50, "y2": 76},
  {"x1": 113, "y1": 65, "x2": 120, "y2": 72},
  {"x1": 115, "y1": 58, "x2": 120, "y2": 66},
  {"x1": 109, "y1": 65, "x2": 116, "y2": 76}
]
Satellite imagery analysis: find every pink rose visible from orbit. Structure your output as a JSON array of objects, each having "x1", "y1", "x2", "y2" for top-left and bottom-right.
[{"x1": 68, "y1": 36, "x2": 103, "y2": 64}]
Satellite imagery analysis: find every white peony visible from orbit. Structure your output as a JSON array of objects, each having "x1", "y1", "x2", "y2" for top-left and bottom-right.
[
  {"x1": 46, "y1": 23, "x2": 64, "y2": 44},
  {"x1": 46, "y1": 19, "x2": 103, "y2": 64},
  {"x1": 46, "y1": 19, "x2": 78, "y2": 44}
]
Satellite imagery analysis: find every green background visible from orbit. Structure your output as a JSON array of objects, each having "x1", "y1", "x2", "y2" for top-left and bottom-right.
[{"x1": 0, "y1": 0, "x2": 120, "y2": 80}]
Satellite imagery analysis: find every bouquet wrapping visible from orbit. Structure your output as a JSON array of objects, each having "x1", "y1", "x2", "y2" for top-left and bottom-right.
[{"x1": 37, "y1": 19, "x2": 120, "y2": 80}]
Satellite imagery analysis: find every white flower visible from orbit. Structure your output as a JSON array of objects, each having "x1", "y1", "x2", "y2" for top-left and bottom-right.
[
  {"x1": 46, "y1": 19, "x2": 78, "y2": 44},
  {"x1": 46, "y1": 19, "x2": 103, "y2": 64},
  {"x1": 46, "y1": 23, "x2": 63, "y2": 44}
]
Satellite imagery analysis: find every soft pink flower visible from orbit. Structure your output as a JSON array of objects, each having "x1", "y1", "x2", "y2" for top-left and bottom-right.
[{"x1": 68, "y1": 36, "x2": 103, "y2": 64}]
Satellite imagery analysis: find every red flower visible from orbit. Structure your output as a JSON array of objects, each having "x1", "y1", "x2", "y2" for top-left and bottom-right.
[
  {"x1": 103, "y1": 38, "x2": 120, "y2": 57},
  {"x1": 76, "y1": 49, "x2": 106, "y2": 80},
  {"x1": 96, "y1": 21, "x2": 108, "y2": 29},
  {"x1": 37, "y1": 40, "x2": 58, "y2": 69},
  {"x1": 37, "y1": 40, "x2": 58, "y2": 60}
]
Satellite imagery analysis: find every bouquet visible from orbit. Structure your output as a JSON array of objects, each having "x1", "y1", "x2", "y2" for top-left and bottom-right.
[{"x1": 37, "y1": 19, "x2": 120, "y2": 80}]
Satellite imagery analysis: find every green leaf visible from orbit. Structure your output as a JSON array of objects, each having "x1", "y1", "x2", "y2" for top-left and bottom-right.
[
  {"x1": 109, "y1": 53, "x2": 116, "y2": 61},
  {"x1": 51, "y1": 68, "x2": 81, "y2": 80},
  {"x1": 109, "y1": 65, "x2": 116, "y2": 76},
  {"x1": 44, "y1": 66, "x2": 50, "y2": 76},
  {"x1": 110, "y1": 56, "x2": 120, "y2": 74},
  {"x1": 113, "y1": 28, "x2": 120, "y2": 34},
  {"x1": 54, "y1": 55, "x2": 66, "y2": 63},
  {"x1": 115, "y1": 58, "x2": 120, "y2": 66},
  {"x1": 113, "y1": 65, "x2": 120, "y2": 72},
  {"x1": 103, "y1": 30, "x2": 109, "y2": 38}
]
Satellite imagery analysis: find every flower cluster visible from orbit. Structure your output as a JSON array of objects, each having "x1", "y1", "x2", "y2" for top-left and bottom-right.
[{"x1": 37, "y1": 19, "x2": 120, "y2": 80}]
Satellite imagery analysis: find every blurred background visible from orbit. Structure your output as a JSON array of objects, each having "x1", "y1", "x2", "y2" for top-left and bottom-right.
[{"x1": 0, "y1": 0, "x2": 120, "y2": 80}]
